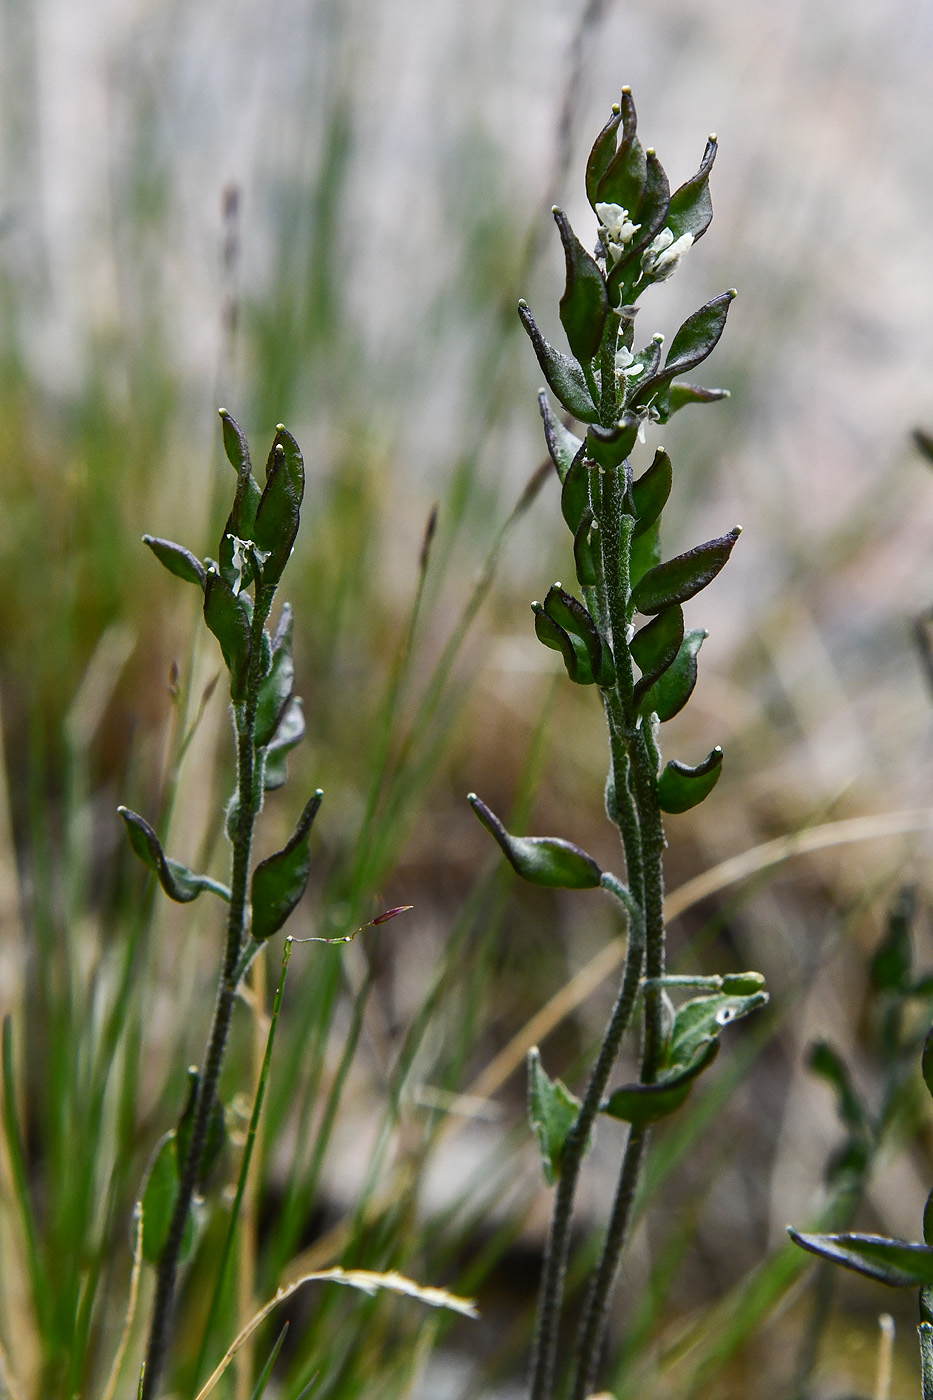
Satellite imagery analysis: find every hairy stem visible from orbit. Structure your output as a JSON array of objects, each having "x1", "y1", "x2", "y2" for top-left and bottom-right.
[{"x1": 140, "y1": 586, "x2": 274, "y2": 1400}]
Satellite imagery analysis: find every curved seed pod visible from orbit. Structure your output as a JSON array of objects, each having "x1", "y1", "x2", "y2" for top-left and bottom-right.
[
  {"x1": 601, "y1": 1039, "x2": 718, "y2": 1126},
  {"x1": 468, "y1": 794, "x2": 602, "y2": 889},
  {"x1": 518, "y1": 302, "x2": 598, "y2": 423},
  {"x1": 631, "y1": 528, "x2": 740, "y2": 615},
  {"x1": 787, "y1": 1231, "x2": 933, "y2": 1289},
  {"x1": 638, "y1": 627, "x2": 707, "y2": 722},
  {"x1": 631, "y1": 605, "x2": 684, "y2": 706},
  {"x1": 538, "y1": 392, "x2": 583, "y2": 483},
  {"x1": 533, "y1": 603, "x2": 594, "y2": 685},
  {"x1": 528, "y1": 1048, "x2": 585, "y2": 1185},
  {"x1": 554, "y1": 208, "x2": 608, "y2": 363},
  {"x1": 143, "y1": 536, "x2": 206, "y2": 589},
  {"x1": 118, "y1": 807, "x2": 230, "y2": 903},
  {"x1": 631, "y1": 448, "x2": 672, "y2": 538},
  {"x1": 544, "y1": 584, "x2": 614, "y2": 686},
  {"x1": 250, "y1": 791, "x2": 324, "y2": 942},
  {"x1": 657, "y1": 746, "x2": 723, "y2": 814},
  {"x1": 667, "y1": 136, "x2": 717, "y2": 244}
]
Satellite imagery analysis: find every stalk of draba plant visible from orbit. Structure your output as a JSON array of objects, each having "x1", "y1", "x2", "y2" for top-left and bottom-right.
[
  {"x1": 119, "y1": 412, "x2": 320, "y2": 1400},
  {"x1": 790, "y1": 889, "x2": 933, "y2": 1400},
  {"x1": 468, "y1": 89, "x2": 769, "y2": 1400}
]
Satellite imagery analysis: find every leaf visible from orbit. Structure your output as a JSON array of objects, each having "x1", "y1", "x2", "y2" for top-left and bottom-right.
[
  {"x1": 204, "y1": 570, "x2": 253, "y2": 701},
  {"x1": 668, "y1": 383, "x2": 730, "y2": 415},
  {"x1": 638, "y1": 627, "x2": 707, "y2": 722},
  {"x1": 219, "y1": 408, "x2": 251, "y2": 475},
  {"x1": 143, "y1": 536, "x2": 206, "y2": 589},
  {"x1": 658, "y1": 746, "x2": 723, "y2": 815},
  {"x1": 554, "y1": 208, "x2": 608, "y2": 363},
  {"x1": 468, "y1": 793, "x2": 602, "y2": 889},
  {"x1": 808, "y1": 1042, "x2": 866, "y2": 1134},
  {"x1": 528, "y1": 1048, "x2": 582, "y2": 1185},
  {"x1": 870, "y1": 884, "x2": 915, "y2": 993},
  {"x1": 667, "y1": 136, "x2": 717, "y2": 244},
  {"x1": 253, "y1": 444, "x2": 301, "y2": 587},
  {"x1": 518, "y1": 302, "x2": 598, "y2": 423},
  {"x1": 631, "y1": 606, "x2": 684, "y2": 705},
  {"x1": 174, "y1": 1068, "x2": 227, "y2": 1186},
  {"x1": 667, "y1": 985, "x2": 768, "y2": 1069},
  {"x1": 255, "y1": 644, "x2": 295, "y2": 748},
  {"x1": 602, "y1": 1039, "x2": 719, "y2": 1126},
  {"x1": 140, "y1": 1134, "x2": 196, "y2": 1266},
  {"x1": 250, "y1": 791, "x2": 324, "y2": 942},
  {"x1": 118, "y1": 807, "x2": 230, "y2": 903},
  {"x1": 544, "y1": 585, "x2": 614, "y2": 686},
  {"x1": 631, "y1": 528, "x2": 740, "y2": 615},
  {"x1": 585, "y1": 416, "x2": 639, "y2": 470},
  {"x1": 560, "y1": 445, "x2": 592, "y2": 532},
  {"x1": 264, "y1": 696, "x2": 306, "y2": 790},
  {"x1": 586, "y1": 98, "x2": 625, "y2": 208},
  {"x1": 631, "y1": 448, "x2": 672, "y2": 538},
  {"x1": 533, "y1": 602, "x2": 594, "y2": 685},
  {"x1": 635, "y1": 291, "x2": 736, "y2": 405},
  {"x1": 787, "y1": 1230, "x2": 933, "y2": 1288},
  {"x1": 538, "y1": 393, "x2": 583, "y2": 484}
]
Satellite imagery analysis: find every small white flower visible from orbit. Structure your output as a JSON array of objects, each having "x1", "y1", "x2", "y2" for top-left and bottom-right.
[
  {"x1": 641, "y1": 228, "x2": 693, "y2": 281},
  {"x1": 596, "y1": 202, "x2": 641, "y2": 265},
  {"x1": 615, "y1": 345, "x2": 645, "y2": 380}
]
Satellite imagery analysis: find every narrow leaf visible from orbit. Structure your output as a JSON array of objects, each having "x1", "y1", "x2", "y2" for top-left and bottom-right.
[
  {"x1": 118, "y1": 807, "x2": 230, "y2": 903},
  {"x1": 518, "y1": 302, "x2": 598, "y2": 423},
  {"x1": 631, "y1": 605, "x2": 684, "y2": 704},
  {"x1": 602, "y1": 1040, "x2": 719, "y2": 1126},
  {"x1": 631, "y1": 448, "x2": 672, "y2": 539},
  {"x1": 631, "y1": 528, "x2": 740, "y2": 615},
  {"x1": 143, "y1": 536, "x2": 206, "y2": 589},
  {"x1": 639, "y1": 627, "x2": 707, "y2": 722},
  {"x1": 468, "y1": 793, "x2": 602, "y2": 889},
  {"x1": 667, "y1": 136, "x2": 717, "y2": 244},
  {"x1": 528, "y1": 1048, "x2": 582, "y2": 1185},
  {"x1": 554, "y1": 207, "x2": 608, "y2": 362},
  {"x1": 658, "y1": 746, "x2": 724, "y2": 815},
  {"x1": 204, "y1": 570, "x2": 253, "y2": 701},
  {"x1": 250, "y1": 791, "x2": 324, "y2": 942},
  {"x1": 788, "y1": 1230, "x2": 933, "y2": 1288},
  {"x1": 538, "y1": 392, "x2": 583, "y2": 484}
]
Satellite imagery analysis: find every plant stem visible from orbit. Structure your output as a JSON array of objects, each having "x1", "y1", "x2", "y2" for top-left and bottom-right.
[{"x1": 140, "y1": 586, "x2": 274, "y2": 1400}]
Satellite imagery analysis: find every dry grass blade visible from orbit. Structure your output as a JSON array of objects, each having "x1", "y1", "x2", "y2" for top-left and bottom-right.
[{"x1": 193, "y1": 1268, "x2": 478, "y2": 1400}]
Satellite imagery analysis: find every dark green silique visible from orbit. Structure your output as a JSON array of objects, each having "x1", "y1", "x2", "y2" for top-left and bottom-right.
[
  {"x1": 123, "y1": 411, "x2": 320, "y2": 1400},
  {"x1": 467, "y1": 90, "x2": 768, "y2": 1400}
]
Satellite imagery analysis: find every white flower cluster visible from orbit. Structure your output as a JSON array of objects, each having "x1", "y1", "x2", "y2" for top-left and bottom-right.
[
  {"x1": 595, "y1": 202, "x2": 640, "y2": 265},
  {"x1": 641, "y1": 227, "x2": 693, "y2": 282}
]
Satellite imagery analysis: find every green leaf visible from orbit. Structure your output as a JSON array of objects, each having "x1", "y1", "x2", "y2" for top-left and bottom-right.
[
  {"x1": 538, "y1": 393, "x2": 583, "y2": 484},
  {"x1": 585, "y1": 416, "x2": 639, "y2": 470},
  {"x1": 140, "y1": 1134, "x2": 196, "y2": 1266},
  {"x1": 808, "y1": 1042, "x2": 866, "y2": 1134},
  {"x1": 560, "y1": 445, "x2": 591, "y2": 532},
  {"x1": 787, "y1": 1230, "x2": 933, "y2": 1288},
  {"x1": 631, "y1": 605, "x2": 684, "y2": 705},
  {"x1": 631, "y1": 528, "x2": 740, "y2": 615},
  {"x1": 667, "y1": 136, "x2": 717, "y2": 244},
  {"x1": 255, "y1": 643, "x2": 295, "y2": 748},
  {"x1": 635, "y1": 291, "x2": 736, "y2": 405},
  {"x1": 204, "y1": 569, "x2": 253, "y2": 701},
  {"x1": 533, "y1": 603, "x2": 594, "y2": 685},
  {"x1": 630, "y1": 516, "x2": 661, "y2": 590},
  {"x1": 586, "y1": 98, "x2": 625, "y2": 209},
  {"x1": 118, "y1": 807, "x2": 230, "y2": 903},
  {"x1": 253, "y1": 444, "x2": 302, "y2": 587},
  {"x1": 527, "y1": 1048, "x2": 583, "y2": 1185},
  {"x1": 142, "y1": 536, "x2": 206, "y2": 588},
  {"x1": 631, "y1": 448, "x2": 672, "y2": 539},
  {"x1": 667, "y1": 984, "x2": 768, "y2": 1069},
  {"x1": 264, "y1": 696, "x2": 306, "y2": 791},
  {"x1": 219, "y1": 408, "x2": 251, "y2": 475},
  {"x1": 658, "y1": 746, "x2": 723, "y2": 815},
  {"x1": 544, "y1": 585, "x2": 614, "y2": 686},
  {"x1": 602, "y1": 1040, "x2": 719, "y2": 1127},
  {"x1": 174, "y1": 1068, "x2": 227, "y2": 1186},
  {"x1": 639, "y1": 627, "x2": 707, "y2": 722},
  {"x1": 870, "y1": 885, "x2": 914, "y2": 993},
  {"x1": 250, "y1": 791, "x2": 324, "y2": 942},
  {"x1": 468, "y1": 793, "x2": 602, "y2": 889},
  {"x1": 554, "y1": 208, "x2": 608, "y2": 363},
  {"x1": 518, "y1": 302, "x2": 598, "y2": 423},
  {"x1": 668, "y1": 383, "x2": 730, "y2": 416},
  {"x1": 573, "y1": 509, "x2": 598, "y2": 587}
]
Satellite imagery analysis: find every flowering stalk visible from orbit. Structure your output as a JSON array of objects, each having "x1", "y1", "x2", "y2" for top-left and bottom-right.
[{"x1": 469, "y1": 89, "x2": 767, "y2": 1399}]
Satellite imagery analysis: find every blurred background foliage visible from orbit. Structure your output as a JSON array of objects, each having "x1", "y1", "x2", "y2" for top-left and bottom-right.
[{"x1": 5, "y1": 0, "x2": 933, "y2": 1396}]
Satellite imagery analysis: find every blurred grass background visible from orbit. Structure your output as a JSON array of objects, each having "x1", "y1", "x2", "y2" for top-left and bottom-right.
[{"x1": 4, "y1": 0, "x2": 933, "y2": 1396}]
